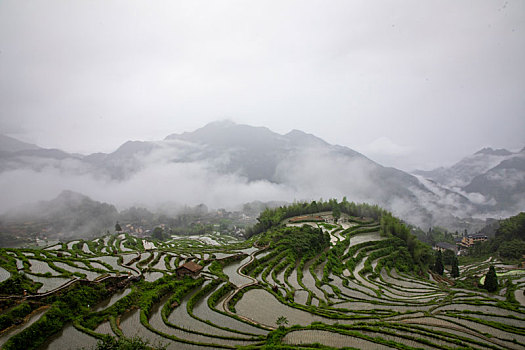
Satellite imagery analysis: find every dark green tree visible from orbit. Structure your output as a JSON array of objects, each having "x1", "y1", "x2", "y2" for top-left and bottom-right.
[
  {"x1": 450, "y1": 256, "x2": 460, "y2": 278},
  {"x1": 152, "y1": 227, "x2": 165, "y2": 241},
  {"x1": 332, "y1": 205, "x2": 341, "y2": 223},
  {"x1": 115, "y1": 222, "x2": 122, "y2": 232},
  {"x1": 483, "y1": 265, "x2": 498, "y2": 292},
  {"x1": 433, "y1": 250, "x2": 444, "y2": 275},
  {"x1": 442, "y1": 249, "x2": 455, "y2": 266}
]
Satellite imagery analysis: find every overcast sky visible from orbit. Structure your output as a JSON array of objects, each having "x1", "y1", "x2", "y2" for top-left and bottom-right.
[{"x1": 0, "y1": 0, "x2": 523, "y2": 171}]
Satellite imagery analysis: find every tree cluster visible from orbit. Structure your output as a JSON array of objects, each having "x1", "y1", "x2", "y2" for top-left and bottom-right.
[
  {"x1": 469, "y1": 212, "x2": 525, "y2": 260},
  {"x1": 271, "y1": 225, "x2": 330, "y2": 257},
  {"x1": 245, "y1": 198, "x2": 385, "y2": 238}
]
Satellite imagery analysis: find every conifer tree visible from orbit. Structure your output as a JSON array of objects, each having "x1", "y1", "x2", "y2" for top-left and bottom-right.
[
  {"x1": 484, "y1": 265, "x2": 498, "y2": 292},
  {"x1": 434, "y1": 250, "x2": 444, "y2": 275},
  {"x1": 451, "y1": 256, "x2": 460, "y2": 278}
]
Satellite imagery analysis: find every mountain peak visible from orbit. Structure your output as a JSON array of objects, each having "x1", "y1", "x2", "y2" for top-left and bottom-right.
[
  {"x1": 474, "y1": 147, "x2": 512, "y2": 156},
  {"x1": 285, "y1": 129, "x2": 328, "y2": 146}
]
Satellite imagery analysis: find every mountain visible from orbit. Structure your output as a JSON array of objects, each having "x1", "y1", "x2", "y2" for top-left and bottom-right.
[
  {"x1": 413, "y1": 147, "x2": 517, "y2": 188},
  {"x1": 414, "y1": 147, "x2": 525, "y2": 215},
  {"x1": 0, "y1": 134, "x2": 41, "y2": 153},
  {"x1": 0, "y1": 122, "x2": 521, "y2": 232},
  {"x1": 1, "y1": 190, "x2": 118, "y2": 238}
]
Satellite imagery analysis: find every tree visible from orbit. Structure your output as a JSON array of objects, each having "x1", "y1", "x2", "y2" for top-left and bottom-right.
[
  {"x1": 115, "y1": 222, "x2": 122, "y2": 233},
  {"x1": 450, "y1": 257, "x2": 460, "y2": 278},
  {"x1": 483, "y1": 265, "x2": 498, "y2": 292},
  {"x1": 433, "y1": 250, "x2": 444, "y2": 275},
  {"x1": 332, "y1": 205, "x2": 341, "y2": 223},
  {"x1": 276, "y1": 316, "x2": 289, "y2": 328},
  {"x1": 442, "y1": 249, "x2": 455, "y2": 266},
  {"x1": 152, "y1": 227, "x2": 165, "y2": 241}
]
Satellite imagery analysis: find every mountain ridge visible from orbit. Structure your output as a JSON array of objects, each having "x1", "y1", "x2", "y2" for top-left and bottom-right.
[{"x1": 0, "y1": 122, "x2": 523, "y2": 232}]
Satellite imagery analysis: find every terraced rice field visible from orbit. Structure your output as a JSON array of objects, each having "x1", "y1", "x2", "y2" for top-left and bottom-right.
[{"x1": 0, "y1": 213, "x2": 524, "y2": 349}]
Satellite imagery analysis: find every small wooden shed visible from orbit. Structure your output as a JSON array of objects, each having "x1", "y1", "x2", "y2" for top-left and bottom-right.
[{"x1": 176, "y1": 261, "x2": 203, "y2": 278}]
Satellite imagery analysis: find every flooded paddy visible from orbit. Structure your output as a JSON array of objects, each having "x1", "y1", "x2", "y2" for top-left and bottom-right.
[
  {"x1": 119, "y1": 309, "x2": 182, "y2": 350},
  {"x1": 40, "y1": 324, "x2": 98, "y2": 350},
  {"x1": 301, "y1": 260, "x2": 326, "y2": 300},
  {"x1": 53, "y1": 262, "x2": 101, "y2": 280},
  {"x1": 193, "y1": 287, "x2": 267, "y2": 336},
  {"x1": 0, "y1": 307, "x2": 48, "y2": 347},
  {"x1": 235, "y1": 289, "x2": 355, "y2": 327},
  {"x1": 347, "y1": 231, "x2": 384, "y2": 248},
  {"x1": 90, "y1": 256, "x2": 128, "y2": 272},
  {"x1": 0, "y1": 266, "x2": 10, "y2": 282},
  {"x1": 285, "y1": 268, "x2": 301, "y2": 290},
  {"x1": 28, "y1": 274, "x2": 72, "y2": 293},
  {"x1": 27, "y1": 259, "x2": 61, "y2": 276},
  {"x1": 93, "y1": 287, "x2": 132, "y2": 312},
  {"x1": 148, "y1": 294, "x2": 255, "y2": 348},
  {"x1": 168, "y1": 286, "x2": 254, "y2": 340},
  {"x1": 2, "y1": 215, "x2": 525, "y2": 349},
  {"x1": 282, "y1": 329, "x2": 392, "y2": 349},
  {"x1": 222, "y1": 255, "x2": 253, "y2": 287},
  {"x1": 144, "y1": 271, "x2": 164, "y2": 282},
  {"x1": 152, "y1": 256, "x2": 167, "y2": 270}
]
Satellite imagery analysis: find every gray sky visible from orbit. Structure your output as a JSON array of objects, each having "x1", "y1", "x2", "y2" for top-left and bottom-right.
[{"x1": 0, "y1": 0, "x2": 523, "y2": 171}]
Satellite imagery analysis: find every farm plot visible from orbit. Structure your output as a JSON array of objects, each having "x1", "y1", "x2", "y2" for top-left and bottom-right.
[{"x1": 2, "y1": 211, "x2": 525, "y2": 349}]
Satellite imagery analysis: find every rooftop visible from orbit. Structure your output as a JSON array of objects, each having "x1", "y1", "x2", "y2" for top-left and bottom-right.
[{"x1": 179, "y1": 261, "x2": 203, "y2": 273}]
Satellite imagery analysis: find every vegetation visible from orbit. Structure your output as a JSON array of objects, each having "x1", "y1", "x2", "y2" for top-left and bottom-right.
[
  {"x1": 469, "y1": 212, "x2": 525, "y2": 261},
  {"x1": 483, "y1": 265, "x2": 498, "y2": 292},
  {"x1": 433, "y1": 250, "x2": 444, "y2": 275},
  {"x1": 88, "y1": 335, "x2": 167, "y2": 350},
  {"x1": 451, "y1": 256, "x2": 460, "y2": 278},
  {"x1": 0, "y1": 200, "x2": 523, "y2": 349}
]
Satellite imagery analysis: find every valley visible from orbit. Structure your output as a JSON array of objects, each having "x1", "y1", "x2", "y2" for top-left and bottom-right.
[{"x1": 0, "y1": 202, "x2": 524, "y2": 349}]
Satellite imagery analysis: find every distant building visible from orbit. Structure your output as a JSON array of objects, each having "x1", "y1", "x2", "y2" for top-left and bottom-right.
[
  {"x1": 433, "y1": 242, "x2": 457, "y2": 254},
  {"x1": 457, "y1": 234, "x2": 488, "y2": 248},
  {"x1": 176, "y1": 261, "x2": 203, "y2": 278},
  {"x1": 455, "y1": 234, "x2": 488, "y2": 254}
]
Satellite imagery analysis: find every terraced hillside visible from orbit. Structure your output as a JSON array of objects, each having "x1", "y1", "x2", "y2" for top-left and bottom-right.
[{"x1": 0, "y1": 202, "x2": 524, "y2": 349}]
